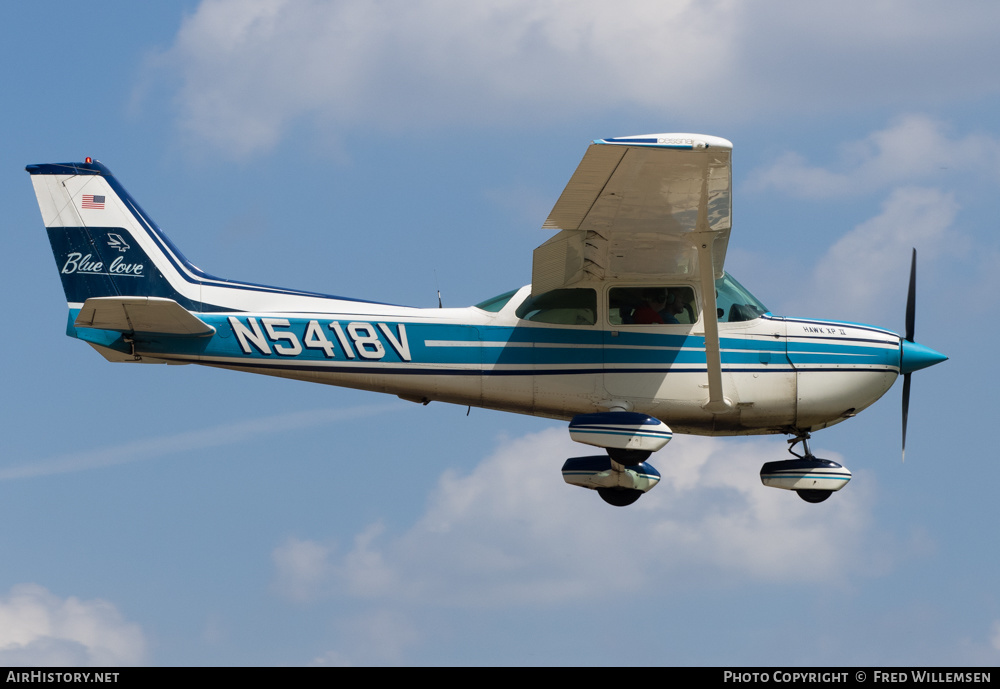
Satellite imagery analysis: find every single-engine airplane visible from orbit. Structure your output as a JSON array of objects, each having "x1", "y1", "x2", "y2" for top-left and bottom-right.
[{"x1": 27, "y1": 134, "x2": 947, "y2": 506}]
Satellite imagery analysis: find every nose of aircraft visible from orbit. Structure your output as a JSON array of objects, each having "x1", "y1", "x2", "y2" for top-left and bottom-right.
[{"x1": 900, "y1": 339, "x2": 948, "y2": 374}]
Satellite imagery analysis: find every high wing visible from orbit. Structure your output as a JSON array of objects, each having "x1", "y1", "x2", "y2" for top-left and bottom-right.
[
  {"x1": 533, "y1": 133, "x2": 735, "y2": 413},
  {"x1": 532, "y1": 133, "x2": 732, "y2": 295}
]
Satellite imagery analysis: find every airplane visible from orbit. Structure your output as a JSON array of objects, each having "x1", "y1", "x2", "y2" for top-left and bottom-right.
[{"x1": 26, "y1": 133, "x2": 947, "y2": 507}]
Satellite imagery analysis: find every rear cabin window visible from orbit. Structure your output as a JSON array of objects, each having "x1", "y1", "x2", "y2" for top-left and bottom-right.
[
  {"x1": 515, "y1": 288, "x2": 597, "y2": 325},
  {"x1": 475, "y1": 289, "x2": 519, "y2": 312},
  {"x1": 609, "y1": 286, "x2": 698, "y2": 325}
]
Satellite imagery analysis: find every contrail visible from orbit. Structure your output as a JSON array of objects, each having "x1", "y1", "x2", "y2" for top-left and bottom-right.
[{"x1": 0, "y1": 404, "x2": 401, "y2": 481}]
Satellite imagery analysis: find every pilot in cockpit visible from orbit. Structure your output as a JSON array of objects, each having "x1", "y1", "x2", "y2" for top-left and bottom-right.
[{"x1": 633, "y1": 289, "x2": 668, "y2": 324}]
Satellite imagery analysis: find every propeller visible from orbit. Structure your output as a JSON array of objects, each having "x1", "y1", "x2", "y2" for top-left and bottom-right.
[
  {"x1": 902, "y1": 248, "x2": 916, "y2": 462},
  {"x1": 897, "y1": 249, "x2": 948, "y2": 462}
]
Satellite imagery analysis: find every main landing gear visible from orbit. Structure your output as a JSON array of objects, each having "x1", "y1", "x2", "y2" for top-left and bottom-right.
[
  {"x1": 561, "y1": 412, "x2": 671, "y2": 507},
  {"x1": 597, "y1": 486, "x2": 644, "y2": 507},
  {"x1": 759, "y1": 434, "x2": 853, "y2": 503},
  {"x1": 562, "y1": 452, "x2": 661, "y2": 507}
]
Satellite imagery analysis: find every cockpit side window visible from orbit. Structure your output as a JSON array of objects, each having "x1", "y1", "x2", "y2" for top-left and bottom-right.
[
  {"x1": 609, "y1": 286, "x2": 698, "y2": 325},
  {"x1": 515, "y1": 288, "x2": 597, "y2": 325}
]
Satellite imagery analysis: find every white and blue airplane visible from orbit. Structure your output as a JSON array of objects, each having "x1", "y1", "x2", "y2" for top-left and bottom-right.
[{"x1": 27, "y1": 134, "x2": 947, "y2": 506}]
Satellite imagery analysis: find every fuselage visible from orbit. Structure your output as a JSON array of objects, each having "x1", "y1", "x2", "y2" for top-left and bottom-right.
[{"x1": 69, "y1": 281, "x2": 903, "y2": 437}]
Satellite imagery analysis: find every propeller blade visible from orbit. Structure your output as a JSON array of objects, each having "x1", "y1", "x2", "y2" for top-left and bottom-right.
[
  {"x1": 902, "y1": 248, "x2": 916, "y2": 462},
  {"x1": 905, "y1": 248, "x2": 916, "y2": 343},
  {"x1": 901, "y1": 372, "x2": 911, "y2": 462}
]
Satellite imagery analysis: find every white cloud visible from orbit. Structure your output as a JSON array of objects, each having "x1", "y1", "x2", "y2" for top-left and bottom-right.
[
  {"x1": 275, "y1": 428, "x2": 887, "y2": 612},
  {"x1": 158, "y1": 0, "x2": 738, "y2": 155},
  {"x1": 748, "y1": 115, "x2": 1000, "y2": 198},
  {"x1": 0, "y1": 584, "x2": 146, "y2": 667},
  {"x1": 779, "y1": 186, "x2": 958, "y2": 323},
  {"x1": 272, "y1": 537, "x2": 336, "y2": 603},
  {"x1": 335, "y1": 609, "x2": 419, "y2": 663},
  {"x1": 308, "y1": 608, "x2": 419, "y2": 666},
  {"x1": 310, "y1": 649, "x2": 352, "y2": 667},
  {"x1": 153, "y1": 1, "x2": 1000, "y2": 156}
]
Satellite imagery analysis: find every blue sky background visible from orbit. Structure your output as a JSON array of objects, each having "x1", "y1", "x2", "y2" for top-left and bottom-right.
[{"x1": 1, "y1": 0, "x2": 997, "y2": 666}]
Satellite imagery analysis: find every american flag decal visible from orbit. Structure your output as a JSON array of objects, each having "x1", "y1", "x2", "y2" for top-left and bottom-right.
[{"x1": 81, "y1": 194, "x2": 105, "y2": 210}]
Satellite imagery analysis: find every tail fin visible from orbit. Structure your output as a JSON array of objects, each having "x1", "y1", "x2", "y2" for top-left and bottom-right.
[
  {"x1": 28, "y1": 160, "x2": 371, "y2": 317},
  {"x1": 27, "y1": 160, "x2": 205, "y2": 310}
]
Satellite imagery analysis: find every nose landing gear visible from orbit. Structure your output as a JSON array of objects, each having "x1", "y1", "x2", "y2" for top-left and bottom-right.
[{"x1": 760, "y1": 434, "x2": 852, "y2": 503}]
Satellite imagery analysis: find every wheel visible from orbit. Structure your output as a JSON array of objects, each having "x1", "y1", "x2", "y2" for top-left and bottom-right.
[
  {"x1": 597, "y1": 487, "x2": 643, "y2": 507},
  {"x1": 796, "y1": 489, "x2": 832, "y2": 503},
  {"x1": 607, "y1": 448, "x2": 652, "y2": 466}
]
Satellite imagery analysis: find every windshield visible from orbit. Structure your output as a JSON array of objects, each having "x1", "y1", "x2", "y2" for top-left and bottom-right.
[{"x1": 715, "y1": 273, "x2": 769, "y2": 322}]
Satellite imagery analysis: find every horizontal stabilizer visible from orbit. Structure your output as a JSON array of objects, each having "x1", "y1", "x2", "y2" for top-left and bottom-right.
[
  {"x1": 85, "y1": 342, "x2": 177, "y2": 364},
  {"x1": 74, "y1": 297, "x2": 215, "y2": 336}
]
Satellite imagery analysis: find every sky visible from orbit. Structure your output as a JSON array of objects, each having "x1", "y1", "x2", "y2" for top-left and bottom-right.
[{"x1": 1, "y1": 0, "x2": 997, "y2": 666}]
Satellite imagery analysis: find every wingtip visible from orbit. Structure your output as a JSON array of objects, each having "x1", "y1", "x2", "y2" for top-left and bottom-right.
[{"x1": 594, "y1": 133, "x2": 733, "y2": 150}]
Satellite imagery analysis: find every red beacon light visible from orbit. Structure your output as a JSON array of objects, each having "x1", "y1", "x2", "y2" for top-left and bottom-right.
[{"x1": 85, "y1": 157, "x2": 92, "y2": 164}]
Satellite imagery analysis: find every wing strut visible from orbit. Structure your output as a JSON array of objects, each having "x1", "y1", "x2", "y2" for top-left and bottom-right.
[
  {"x1": 692, "y1": 166, "x2": 732, "y2": 413},
  {"x1": 694, "y1": 234, "x2": 731, "y2": 413}
]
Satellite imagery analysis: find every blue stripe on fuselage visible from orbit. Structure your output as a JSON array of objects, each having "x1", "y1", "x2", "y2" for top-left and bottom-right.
[{"x1": 66, "y1": 311, "x2": 901, "y2": 375}]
